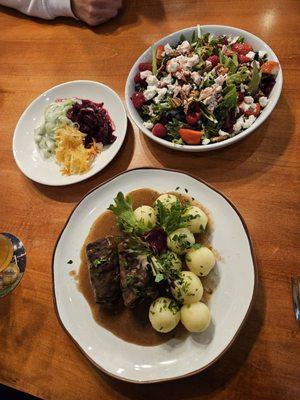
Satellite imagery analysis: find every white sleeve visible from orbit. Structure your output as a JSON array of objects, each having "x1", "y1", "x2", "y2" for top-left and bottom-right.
[{"x1": 0, "y1": 0, "x2": 76, "y2": 20}]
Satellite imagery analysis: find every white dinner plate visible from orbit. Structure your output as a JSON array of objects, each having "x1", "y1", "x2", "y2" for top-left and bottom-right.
[
  {"x1": 125, "y1": 25, "x2": 282, "y2": 152},
  {"x1": 13, "y1": 80, "x2": 127, "y2": 186},
  {"x1": 52, "y1": 168, "x2": 257, "y2": 383}
]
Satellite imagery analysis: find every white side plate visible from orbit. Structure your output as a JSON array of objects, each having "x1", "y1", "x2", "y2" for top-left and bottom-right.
[
  {"x1": 53, "y1": 168, "x2": 256, "y2": 383},
  {"x1": 13, "y1": 80, "x2": 127, "y2": 186}
]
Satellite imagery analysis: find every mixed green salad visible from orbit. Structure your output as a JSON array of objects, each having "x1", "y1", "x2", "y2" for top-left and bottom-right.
[{"x1": 131, "y1": 26, "x2": 280, "y2": 145}]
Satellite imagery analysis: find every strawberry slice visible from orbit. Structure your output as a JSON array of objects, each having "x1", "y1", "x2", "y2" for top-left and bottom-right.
[
  {"x1": 245, "y1": 103, "x2": 261, "y2": 117},
  {"x1": 260, "y1": 61, "x2": 280, "y2": 75}
]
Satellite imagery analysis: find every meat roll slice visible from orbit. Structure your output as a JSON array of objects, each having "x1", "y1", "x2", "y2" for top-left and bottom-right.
[
  {"x1": 86, "y1": 236, "x2": 120, "y2": 306},
  {"x1": 118, "y1": 238, "x2": 158, "y2": 307}
]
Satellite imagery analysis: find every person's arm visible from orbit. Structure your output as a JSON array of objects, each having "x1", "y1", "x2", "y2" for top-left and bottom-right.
[
  {"x1": 0, "y1": 0, "x2": 76, "y2": 20},
  {"x1": 0, "y1": 0, "x2": 122, "y2": 25}
]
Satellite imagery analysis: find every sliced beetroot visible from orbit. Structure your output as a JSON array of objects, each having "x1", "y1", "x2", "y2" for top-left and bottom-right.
[
  {"x1": 260, "y1": 76, "x2": 276, "y2": 97},
  {"x1": 143, "y1": 227, "x2": 167, "y2": 255},
  {"x1": 66, "y1": 99, "x2": 116, "y2": 146}
]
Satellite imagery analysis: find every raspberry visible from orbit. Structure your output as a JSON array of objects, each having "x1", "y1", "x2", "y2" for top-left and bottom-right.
[
  {"x1": 131, "y1": 92, "x2": 146, "y2": 109},
  {"x1": 232, "y1": 43, "x2": 252, "y2": 55},
  {"x1": 207, "y1": 55, "x2": 219, "y2": 67},
  {"x1": 238, "y1": 54, "x2": 250, "y2": 64},
  {"x1": 152, "y1": 123, "x2": 167, "y2": 138},
  {"x1": 138, "y1": 62, "x2": 152, "y2": 72},
  {"x1": 186, "y1": 112, "x2": 201, "y2": 126},
  {"x1": 134, "y1": 73, "x2": 143, "y2": 84}
]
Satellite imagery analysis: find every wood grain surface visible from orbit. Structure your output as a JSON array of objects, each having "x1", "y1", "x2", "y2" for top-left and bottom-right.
[{"x1": 0, "y1": 1, "x2": 299, "y2": 399}]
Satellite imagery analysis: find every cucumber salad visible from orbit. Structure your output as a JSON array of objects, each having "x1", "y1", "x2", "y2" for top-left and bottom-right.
[{"x1": 131, "y1": 27, "x2": 280, "y2": 146}]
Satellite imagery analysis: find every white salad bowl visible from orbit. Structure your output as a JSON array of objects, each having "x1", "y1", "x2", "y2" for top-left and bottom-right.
[
  {"x1": 13, "y1": 80, "x2": 127, "y2": 186},
  {"x1": 52, "y1": 168, "x2": 257, "y2": 383},
  {"x1": 125, "y1": 25, "x2": 282, "y2": 152}
]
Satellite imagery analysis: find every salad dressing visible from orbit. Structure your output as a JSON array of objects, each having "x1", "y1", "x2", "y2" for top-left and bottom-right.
[{"x1": 77, "y1": 188, "x2": 213, "y2": 346}]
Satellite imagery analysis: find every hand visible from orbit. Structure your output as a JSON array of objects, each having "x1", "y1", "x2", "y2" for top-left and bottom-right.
[{"x1": 71, "y1": 0, "x2": 122, "y2": 26}]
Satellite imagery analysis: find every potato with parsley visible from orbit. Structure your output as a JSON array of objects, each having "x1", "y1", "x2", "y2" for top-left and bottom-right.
[
  {"x1": 183, "y1": 205, "x2": 208, "y2": 233},
  {"x1": 154, "y1": 193, "x2": 178, "y2": 211},
  {"x1": 181, "y1": 302, "x2": 211, "y2": 333},
  {"x1": 171, "y1": 271, "x2": 203, "y2": 304},
  {"x1": 133, "y1": 205, "x2": 157, "y2": 228},
  {"x1": 185, "y1": 247, "x2": 215, "y2": 277},
  {"x1": 167, "y1": 228, "x2": 195, "y2": 255},
  {"x1": 149, "y1": 297, "x2": 180, "y2": 333}
]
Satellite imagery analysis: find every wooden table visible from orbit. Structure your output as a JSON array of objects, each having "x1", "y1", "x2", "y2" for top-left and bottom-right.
[{"x1": 0, "y1": 1, "x2": 299, "y2": 399}]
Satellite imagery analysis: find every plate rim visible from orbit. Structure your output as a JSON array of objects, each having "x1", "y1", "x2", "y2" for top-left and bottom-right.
[
  {"x1": 125, "y1": 24, "x2": 283, "y2": 152},
  {"x1": 12, "y1": 80, "x2": 128, "y2": 186},
  {"x1": 52, "y1": 167, "x2": 258, "y2": 383}
]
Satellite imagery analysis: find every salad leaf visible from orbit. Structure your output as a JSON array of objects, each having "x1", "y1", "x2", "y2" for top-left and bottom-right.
[
  {"x1": 248, "y1": 61, "x2": 262, "y2": 94},
  {"x1": 108, "y1": 192, "x2": 149, "y2": 235},
  {"x1": 152, "y1": 45, "x2": 157, "y2": 75},
  {"x1": 222, "y1": 84, "x2": 238, "y2": 109},
  {"x1": 166, "y1": 118, "x2": 187, "y2": 140},
  {"x1": 156, "y1": 198, "x2": 189, "y2": 235},
  {"x1": 198, "y1": 102, "x2": 218, "y2": 124},
  {"x1": 236, "y1": 36, "x2": 245, "y2": 44},
  {"x1": 226, "y1": 66, "x2": 249, "y2": 85},
  {"x1": 191, "y1": 30, "x2": 196, "y2": 44},
  {"x1": 179, "y1": 33, "x2": 186, "y2": 43}
]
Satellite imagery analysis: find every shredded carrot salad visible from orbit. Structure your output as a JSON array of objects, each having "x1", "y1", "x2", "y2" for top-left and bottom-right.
[{"x1": 55, "y1": 125, "x2": 101, "y2": 175}]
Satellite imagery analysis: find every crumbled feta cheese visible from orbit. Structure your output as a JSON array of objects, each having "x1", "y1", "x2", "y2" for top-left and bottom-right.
[
  {"x1": 146, "y1": 74, "x2": 159, "y2": 87},
  {"x1": 148, "y1": 104, "x2": 155, "y2": 117},
  {"x1": 176, "y1": 40, "x2": 191, "y2": 54},
  {"x1": 240, "y1": 83, "x2": 248, "y2": 93},
  {"x1": 228, "y1": 35, "x2": 239, "y2": 45},
  {"x1": 143, "y1": 86, "x2": 157, "y2": 100},
  {"x1": 191, "y1": 71, "x2": 201, "y2": 85},
  {"x1": 239, "y1": 102, "x2": 251, "y2": 112},
  {"x1": 246, "y1": 51, "x2": 255, "y2": 61},
  {"x1": 140, "y1": 70, "x2": 152, "y2": 80},
  {"x1": 205, "y1": 60, "x2": 212, "y2": 68},
  {"x1": 221, "y1": 44, "x2": 227, "y2": 53},
  {"x1": 164, "y1": 43, "x2": 174, "y2": 56},
  {"x1": 160, "y1": 74, "x2": 172, "y2": 86},
  {"x1": 215, "y1": 74, "x2": 226, "y2": 86},
  {"x1": 181, "y1": 84, "x2": 191, "y2": 95},
  {"x1": 244, "y1": 96, "x2": 254, "y2": 104},
  {"x1": 167, "y1": 82, "x2": 181, "y2": 97},
  {"x1": 218, "y1": 129, "x2": 229, "y2": 136},
  {"x1": 259, "y1": 96, "x2": 268, "y2": 108},
  {"x1": 242, "y1": 115, "x2": 256, "y2": 129},
  {"x1": 258, "y1": 50, "x2": 267, "y2": 59},
  {"x1": 154, "y1": 88, "x2": 167, "y2": 103},
  {"x1": 186, "y1": 54, "x2": 199, "y2": 68},
  {"x1": 202, "y1": 138, "x2": 210, "y2": 145},
  {"x1": 233, "y1": 116, "x2": 244, "y2": 133},
  {"x1": 143, "y1": 121, "x2": 154, "y2": 129},
  {"x1": 167, "y1": 59, "x2": 180, "y2": 73}
]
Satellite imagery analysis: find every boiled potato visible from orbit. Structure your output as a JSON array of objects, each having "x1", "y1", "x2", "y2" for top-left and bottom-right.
[
  {"x1": 2, "y1": 263, "x2": 20, "y2": 286},
  {"x1": 149, "y1": 297, "x2": 180, "y2": 333},
  {"x1": 185, "y1": 247, "x2": 215, "y2": 277},
  {"x1": 181, "y1": 302, "x2": 211, "y2": 333},
  {"x1": 134, "y1": 205, "x2": 157, "y2": 228},
  {"x1": 171, "y1": 271, "x2": 203, "y2": 304},
  {"x1": 183, "y1": 206, "x2": 208, "y2": 233},
  {"x1": 167, "y1": 228, "x2": 195, "y2": 255},
  {"x1": 154, "y1": 194, "x2": 178, "y2": 211}
]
